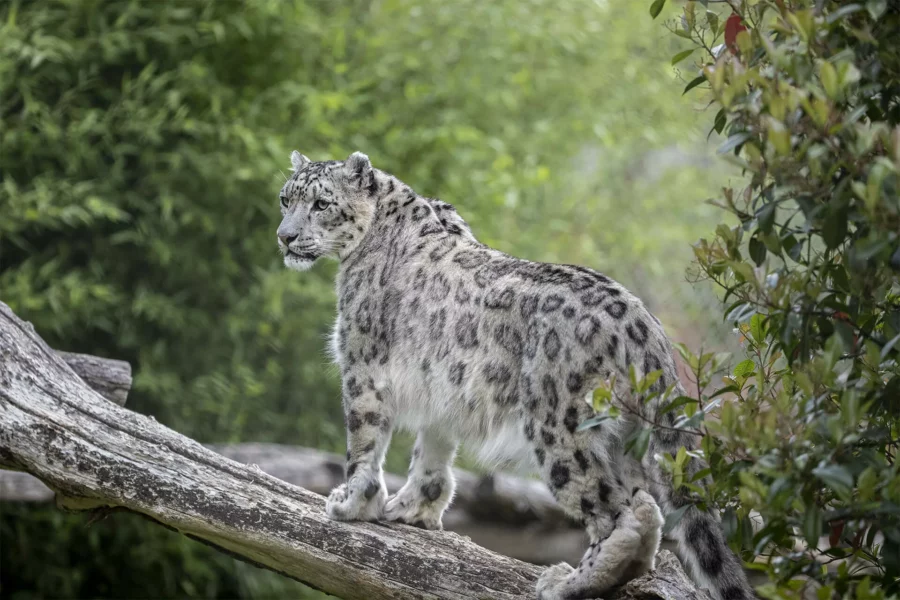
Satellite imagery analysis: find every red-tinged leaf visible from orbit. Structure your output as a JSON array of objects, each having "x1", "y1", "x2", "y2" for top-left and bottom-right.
[
  {"x1": 725, "y1": 15, "x2": 747, "y2": 54},
  {"x1": 829, "y1": 519, "x2": 844, "y2": 547}
]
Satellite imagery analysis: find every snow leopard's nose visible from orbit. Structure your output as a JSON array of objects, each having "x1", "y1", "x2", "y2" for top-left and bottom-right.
[{"x1": 279, "y1": 233, "x2": 298, "y2": 246}]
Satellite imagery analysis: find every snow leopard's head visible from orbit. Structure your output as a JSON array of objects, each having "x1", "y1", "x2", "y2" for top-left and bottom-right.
[{"x1": 276, "y1": 151, "x2": 378, "y2": 271}]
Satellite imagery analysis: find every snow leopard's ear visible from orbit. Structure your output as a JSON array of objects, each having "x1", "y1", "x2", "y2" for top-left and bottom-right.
[
  {"x1": 344, "y1": 151, "x2": 372, "y2": 185},
  {"x1": 290, "y1": 151, "x2": 310, "y2": 172}
]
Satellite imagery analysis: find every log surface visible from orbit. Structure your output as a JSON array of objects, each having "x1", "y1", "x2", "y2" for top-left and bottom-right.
[
  {"x1": 57, "y1": 350, "x2": 131, "y2": 406},
  {"x1": 1, "y1": 442, "x2": 586, "y2": 565},
  {"x1": 0, "y1": 301, "x2": 707, "y2": 599}
]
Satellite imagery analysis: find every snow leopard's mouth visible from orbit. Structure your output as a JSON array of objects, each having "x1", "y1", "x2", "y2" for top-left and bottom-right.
[
  {"x1": 285, "y1": 249, "x2": 320, "y2": 261},
  {"x1": 283, "y1": 249, "x2": 320, "y2": 271}
]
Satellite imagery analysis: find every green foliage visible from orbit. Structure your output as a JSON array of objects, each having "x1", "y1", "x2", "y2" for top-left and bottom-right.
[
  {"x1": 651, "y1": 1, "x2": 900, "y2": 598},
  {"x1": 1, "y1": 505, "x2": 268, "y2": 599}
]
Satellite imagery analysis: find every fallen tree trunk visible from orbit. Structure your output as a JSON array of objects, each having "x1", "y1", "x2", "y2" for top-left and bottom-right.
[
  {"x1": 56, "y1": 350, "x2": 132, "y2": 406},
  {"x1": 0, "y1": 301, "x2": 708, "y2": 599},
  {"x1": 1, "y1": 442, "x2": 587, "y2": 565},
  {"x1": 0, "y1": 442, "x2": 565, "y2": 525}
]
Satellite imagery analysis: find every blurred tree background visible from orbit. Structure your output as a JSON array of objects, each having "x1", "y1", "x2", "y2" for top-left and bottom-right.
[{"x1": 0, "y1": 0, "x2": 733, "y2": 597}]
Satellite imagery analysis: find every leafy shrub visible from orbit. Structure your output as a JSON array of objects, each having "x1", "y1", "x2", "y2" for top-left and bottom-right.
[{"x1": 641, "y1": 1, "x2": 900, "y2": 598}]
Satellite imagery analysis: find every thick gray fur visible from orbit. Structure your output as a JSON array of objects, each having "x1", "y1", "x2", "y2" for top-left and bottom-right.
[{"x1": 276, "y1": 151, "x2": 754, "y2": 600}]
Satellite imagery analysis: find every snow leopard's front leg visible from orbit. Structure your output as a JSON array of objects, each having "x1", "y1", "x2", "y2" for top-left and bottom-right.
[
  {"x1": 383, "y1": 429, "x2": 458, "y2": 530},
  {"x1": 325, "y1": 376, "x2": 392, "y2": 522}
]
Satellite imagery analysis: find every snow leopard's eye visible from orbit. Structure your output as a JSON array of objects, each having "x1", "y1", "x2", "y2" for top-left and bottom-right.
[
  {"x1": 279, "y1": 195, "x2": 289, "y2": 209},
  {"x1": 312, "y1": 199, "x2": 330, "y2": 211}
]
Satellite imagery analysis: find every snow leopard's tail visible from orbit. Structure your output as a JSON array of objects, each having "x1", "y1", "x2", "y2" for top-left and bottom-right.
[{"x1": 641, "y1": 355, "x2": 755, "y2": 600}]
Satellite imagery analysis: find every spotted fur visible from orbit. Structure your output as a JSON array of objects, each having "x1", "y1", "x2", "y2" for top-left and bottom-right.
[{"x1": 276, "y1": 151, "x2": 753, "y2": 600}]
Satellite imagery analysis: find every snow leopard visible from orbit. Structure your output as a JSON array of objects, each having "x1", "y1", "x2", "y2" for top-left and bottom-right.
[{"x1": 275, "y1": 150, "x2": 754, "y2": 600}]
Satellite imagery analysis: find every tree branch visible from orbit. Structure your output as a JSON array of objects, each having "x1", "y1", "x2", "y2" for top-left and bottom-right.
[
  {"x1": 0, "y1": 301, "x2": 708, "y2": 599},
  {"x1": 56, "y1": 350, "x2": 132, "y2": 406},
  {"x1": 1, "y1": 441, "x2": 589, "y2": 565}
]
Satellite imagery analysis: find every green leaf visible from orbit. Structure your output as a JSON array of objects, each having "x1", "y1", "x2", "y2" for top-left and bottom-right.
[
  {"x1": 767, "y1": 477, "x2": 793, "y2": 503},
  {"x1": 803, "y1": 506, "x2": 822, "y2": 548},
  {"x1": 865, "y1": 159, "x2": 893, "y2": 211},
  {"x1": 626, "y1": 427, "x2": 652, "y2": 460},
  {"x1": 726, "y1": 302, "x2": 756, "y2": 323},
  {"x1": 713, "y1": 108, "x2": 727, "y2": 134},
  {"x1": 881, "y1": 333, "x2": 900, "y2": 360},
  {"x1": 717, "y1": 132, "x2": 751, "y2": 154},
  {"x1": 761, "y1": 232, "x2": 781, "y2": 255},
  {"x1": 729, "y1": 260, "x2": 757, "y2": 285},
  {"x1": 674, "y1": 410, "x2": 705, "y2": 430},
  {"x1": 706, "y1": 11, "x2": 719, "y2": 36},
  {"x1": 843, "y1": 104, "x2": 868, "y2": 126},
  {"x1": 829, "y1": 264, "x2": 850, "y2": 292},
  {"x1": 576, "y1": 414, "x2": 612, "y2": 431},
  {"x1": 671, "y1": 48, "x2": 695, "y2": 66},
  {"x1": 819, "y1": 61, "x2": 840, "y2": 100},
  {"x1": 825, "y1": 3, "x2": 864, "y2": 25},
  {"x1": 749, "y1": 236, "x2": 766, "y2": 266},
  {"x1": 858, "y1": 467, "x2": 878, "y2": 501},
  {"x1": 823, "y1": 207, "x2": 849, "y2": 249},
  {"x1": 733, "y1": 359, "x2": 755, "y2": 378},
  {"x1": 649, "y1": 0, "x2": 667, "y2": 18},
  {"x1": 691, "y1": 467, "x2": 712, "y2": 483},
  {"x1": 823, "y1": 333, "x2": 845, "y2": 370},
  {"x1": 709, "y1": 384, "x2": 740, "y2": 398},
  {"x1": 672, "y1": 341, "x2": 694, "y2": 363},
  {"x1": 783, "y1": 234, "x2": 802, "y2": 261},
  {"x1": 593, "y1": 385, "x2": 612, "y2": 405},
  {"x1": 756, "y1": 202, "x2": 776, "y2": 233},
  {"x1": 660, "y1": 395, "x2": 699, "y2": 415},
  {"x1": 853, "y1": 236, "x2": 890, "y2": 261},
  {"x1": 638, "y1": 369, "x2": 664, "y2": 393},
  {"x1": 683, "y1": 74, "x2": 706, "y2": 95},
  {"x1": 662, "y1": 504, "x2": 691, "y2": 536},
  {"x1": 867, "y1": 0, "x2": 888, "y2": 19},
  {"x1": 750, "y1": 313, "x2": 766, "y2": 344},
  {"x1": 812, "y1": 464, "x2": 853, "y2": 498}
]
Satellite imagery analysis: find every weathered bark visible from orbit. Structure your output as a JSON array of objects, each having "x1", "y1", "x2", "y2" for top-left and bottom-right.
[
  {"x1": 0, "y1": 301, "x2": 708, "y2": 599},
  {"x1": 618, "y1": 550, "x2": 713, "y2": 600},
  {"x1": 210, "y1": 444, "x2": 585, "y2": 565},
  {"x1": 2, "y1": 441, "x2": 586, "y2": 565},
  {"x1": 1, "y1": 440, "x2": 567, "y2": 525},
  {"x1": 57, "y1": 350, "x2": 131, "y2": 406}
]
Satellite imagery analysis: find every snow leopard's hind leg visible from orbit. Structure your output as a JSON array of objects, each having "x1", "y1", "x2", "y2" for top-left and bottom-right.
[
  {"x1": 536, "y1": 487, "x2": 663, "y2": 600},
  {"x1": 522, "y1": 383, "x2": 662, "y2": 600},
  {"x1": 382, "y1": 428, "x2": 458, "y2": 530}
]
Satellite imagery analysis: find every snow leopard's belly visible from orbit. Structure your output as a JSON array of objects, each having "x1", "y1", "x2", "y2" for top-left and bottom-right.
[{"x1": 331, "y1": 313, "x2": 535, "y2": 469}]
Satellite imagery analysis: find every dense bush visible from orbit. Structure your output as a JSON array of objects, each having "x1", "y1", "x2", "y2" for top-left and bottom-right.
[{"x1": 643, "y1": 1, "x2": 900, "y2": 598}]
